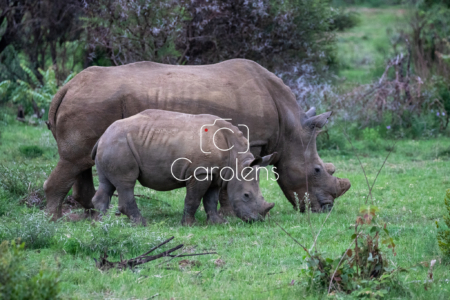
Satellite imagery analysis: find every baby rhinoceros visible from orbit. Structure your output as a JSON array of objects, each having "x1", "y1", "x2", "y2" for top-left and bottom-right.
[{"x1": 91, "y1": 109, "x2": 276, "y2": 226}]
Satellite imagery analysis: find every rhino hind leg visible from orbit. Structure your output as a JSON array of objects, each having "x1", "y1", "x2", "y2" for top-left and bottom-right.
[
  {"x1": 218, "y1": 188, "x2": 236, "y2": 217},
  {"x1": 181, "y1": 179, "x2": 211, "y2": 226},
  {"x1": 203, "y1": 187, "x2": 227, "y2": 224},
  {"x1": 117, "y1": 186, "x2": 147, "y2": 226},
  {"x1": 72, "y1": 168, "x2": 96, "y2": 210},
  {"x1": 44, "y1": 159, "x2": 83, "y2": 220},
  {"x1": 92, "y1": 175, "x2": 115, "y2": 214}
]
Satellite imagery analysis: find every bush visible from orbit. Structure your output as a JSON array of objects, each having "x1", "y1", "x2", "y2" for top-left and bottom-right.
[
  {"x1": 57, "y1": 214, "x2": 165, "y2": 257},
  {"x1": 331, "y1": 11, "x2": 360, "y2": 31},
  {"x1": 436, "y1": 189, "x2": 450, "y2": 261},
  {"x1": 19, "y1": 145, "x2": 44, "y2": 158},
  {"x1": 0, "y1": 211, "x2": 56, "y2": 250},
  {"x1": 0, "y1": 240, "x2": 60, "y2": 300},
  {"x1": 0, "y1": 164, "x2": 30, "y2": 197},
  {"x1": 300, "y1": 206, "x2": 408, "y2": 296}
]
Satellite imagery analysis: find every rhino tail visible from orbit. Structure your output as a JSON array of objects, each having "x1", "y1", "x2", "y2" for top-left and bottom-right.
[
  {"x1": 91, "y1": 139, "x2": 100, "y2": 161},
  {"x1": 47, "y1": 84, "x2": 69, "y2": 140}
]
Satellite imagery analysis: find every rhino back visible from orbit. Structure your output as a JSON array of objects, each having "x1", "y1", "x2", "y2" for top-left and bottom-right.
[
  {"x1": 53, "y1": 59, "x2": 296, "y2": 160},
  {"x1": 121, "y1": 110, "x2": 234, "y2": 189}
]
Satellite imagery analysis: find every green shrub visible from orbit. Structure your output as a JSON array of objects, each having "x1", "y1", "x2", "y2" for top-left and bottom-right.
[
  {"x1": 0, "y1": 164, "x2": 30, "y2": 196},
  {"x1": 331, "y1": 11, "x2": 360, "y2": 31},
  {"x1": 19, "y1": 145, "x2": 44, "y2": 158},
  {"x1": 436, "y1": 189, "x2": 450, "y2": 260},
  {"x1": 0, "y1": 211, "x2": 56, "y2": 249},
  {"x1": 0, "y1": 240, "x2": 60, "y2": 299}
]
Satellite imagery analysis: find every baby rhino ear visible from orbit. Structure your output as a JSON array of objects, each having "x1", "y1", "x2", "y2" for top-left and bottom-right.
[
  {"x1": 249, "y1": 152, "x2": 278, "y2": 167},
  {"x1": 302, "y1": 111, "x2": 332, "y2": 130}
]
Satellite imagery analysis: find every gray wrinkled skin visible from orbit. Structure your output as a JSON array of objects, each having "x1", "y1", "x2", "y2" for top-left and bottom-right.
[
  {"x1": 91, "y1": 109, "x2": 275, "y2": 225},
  {"x1": 45, "y1": 59, "x2": 350, "y2": 219}
]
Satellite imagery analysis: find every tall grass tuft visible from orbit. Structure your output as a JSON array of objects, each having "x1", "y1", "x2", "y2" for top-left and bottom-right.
[{"x1": 0, "y1": 211, "x2": 56, "y2": 249}]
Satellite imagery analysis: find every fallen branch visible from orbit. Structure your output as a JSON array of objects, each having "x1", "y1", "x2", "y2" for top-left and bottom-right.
[{"x1": 94, "y1": 236, "x2": 216, "y2": 271}]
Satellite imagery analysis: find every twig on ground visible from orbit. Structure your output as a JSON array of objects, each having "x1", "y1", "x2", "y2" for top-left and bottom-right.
[
  {"x1": 310, "y1": 204, "x2": 335, "y2": 252},
  {"x1": 365, "y1": 141, "x2": 397, "y2": 200},
  {"x1": 327, "y1": 231, "x2": 363, "y2": 294},
  {"x1": 94, "y1": 236, "x2": 216, "y2": 271},
  {"x1": 343, "y1": 132, "x2": 373, "y2": 205},
  {"x1": 275, "y1": 222, "x2": 311, "y2": 257}
]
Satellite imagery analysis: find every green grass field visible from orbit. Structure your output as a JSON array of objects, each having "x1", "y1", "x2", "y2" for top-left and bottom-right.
[
  {"x1": 1, "y1": 110, "x2": 450, "y2": 299},
  {"x1": 336, "y1": 6, "x2": 409, "y2": 84}
]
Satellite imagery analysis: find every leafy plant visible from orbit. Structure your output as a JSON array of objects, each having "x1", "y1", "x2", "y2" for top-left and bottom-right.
[
  {"x1": 299, "y1": 205, "x2": 405, "y2": 296},
  {"x1": 436, "y1": 189, "x2": 450, "y2": 261},
  {"x1": 19, "y1": 145, "x2": 44, "y2": 158},
  {"x1": 0, "y1": 211, "x2": 57, "y2": 249},
  {"x1": 0, "y1": 240, "x2": 60, "y2": 299},
  {"x1": 0, "y1": 65, "x2": 75, "y2": 114}
]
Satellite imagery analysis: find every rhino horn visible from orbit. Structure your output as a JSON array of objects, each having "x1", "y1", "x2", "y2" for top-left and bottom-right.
[
  {"x1": 305, "y1": 107, "x2": 316, "y2": 118},
  {"x1": 302, "y1": 111, "x2": 332, "y2": 130},
  {"x1": 324, "y1": 163, "x2": 336, "y2": 175}
]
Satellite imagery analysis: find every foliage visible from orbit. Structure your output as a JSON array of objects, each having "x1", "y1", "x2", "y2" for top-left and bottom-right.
[
  {"x1": 0, "y1": 164, "x2": 31, "y2": 197},
  {"x1": 84, "y1": 0, "x2": 339, "y2": 75},
  {"x1": 57, "y1": 213, "x2": 165, "y2": 257},
  {"x1": 331, "y1": 10, "x2": 360, "y2": 31},
  {"x1": 0, "y1": 211, "x2": 56, "y2": 249},
  {"x1": 0, "y1": 0, "x2": 85, "y2": 82},
  {"x1": 83, "y1": 0, "x2": 186, "y2": 65},
  {"x1": 300, "y1": 206, "x2": 406, "y2": 296},
  {"x1": 19, "y1": 145, "x2": 44, "y2": 158},
  {"x1": 0, "y1": 64, "x2": 75, "y2": 114},
  {"x1": 436, "y1": 189, "x2": 450, "y2": 260},
  {"x1": 0, "y1": 240, "x2": 60, "y2": 299},
  {"x1": 409, "y1": 0, "x2": 450, "y2": 78}
]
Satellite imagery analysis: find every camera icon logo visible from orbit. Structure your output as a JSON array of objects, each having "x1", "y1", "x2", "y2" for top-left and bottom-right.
[{"x1": 200, "y1": 119, "x2": 249, "y2": 154}]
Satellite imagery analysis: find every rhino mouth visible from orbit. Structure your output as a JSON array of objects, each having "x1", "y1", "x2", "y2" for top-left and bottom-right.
[
  {"x1": 315, "y1": 193, "x2": 335, "y2": 213},
  {"x1": 239, "y1": 213, "x2": 263, "y2": 223}
]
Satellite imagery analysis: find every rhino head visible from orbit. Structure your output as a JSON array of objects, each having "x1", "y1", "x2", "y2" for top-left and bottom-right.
[
  {"x1": 226, "y1": 153, "x2": 277, "y2": 222},
  {"x1": 276, "y1": 107, "x2": 351, "y2": 212}
]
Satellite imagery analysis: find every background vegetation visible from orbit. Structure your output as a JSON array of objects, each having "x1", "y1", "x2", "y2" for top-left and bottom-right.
[{"x1": 2, "y1": 0, "x2": 450, "y2": 299}]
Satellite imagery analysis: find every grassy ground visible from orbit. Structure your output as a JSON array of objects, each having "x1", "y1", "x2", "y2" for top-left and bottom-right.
[
  {"x1": 1, "y1": 112, "x2": 450, "y2": 299},
  {"x1": 336, "y1": 6, "x2": 409, "y2": 84}
]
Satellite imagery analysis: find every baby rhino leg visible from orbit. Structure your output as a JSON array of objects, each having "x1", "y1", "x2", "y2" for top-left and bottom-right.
[
  {"x1": 92, "y1": 174, "x2": 115, "y2": 214},
  {"x1": 203, "y1": 187, "x2": 226, "y2": 224},
  {"x1": 117, "y1": 186, "x2": 146, "y2": 226},
  {"x1": 182, "y1": 179, "x2": 211, "y2": 226}
]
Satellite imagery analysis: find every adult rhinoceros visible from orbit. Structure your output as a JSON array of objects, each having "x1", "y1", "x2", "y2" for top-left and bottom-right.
[{"x1": 45, "y1": 59, "x2": 350, "y2": 218}]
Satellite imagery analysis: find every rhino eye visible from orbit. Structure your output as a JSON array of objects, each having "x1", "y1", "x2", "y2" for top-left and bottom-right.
[
  {"x1": 244, "y1": 193, "x2": 250, "y2": 198},
  {"x1": 315, "y1": 167, "x2": 320, "y2": 173}
]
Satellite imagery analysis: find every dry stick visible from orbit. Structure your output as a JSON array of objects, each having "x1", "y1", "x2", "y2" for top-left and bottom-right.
[
  {"x1": 275, "y1": 222, "x2": 311, "y2": 257},
  {"x1": 327, "y1": 231, "x2": 363, "y2": 294},
  {"x1": 310, "y1": 204, "x2": 335, "y2": 252},
  {"x1": 135, "y1": 236, "x2": 175, "y2": 259},
  {"x1": 343, "y1": 132, "x2": 374, "y2": 205},
  {"x1": 365, "y1": 141, "x2": 397, "y2": 201}
]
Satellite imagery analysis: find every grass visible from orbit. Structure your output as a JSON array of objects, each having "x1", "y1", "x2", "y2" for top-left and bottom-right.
[
  {"x1": 336, "y1": 6, "x2": 409, "y2": 84},
  {"x1": 1, "y1": 111, "x2": 450, "y2": 299}
]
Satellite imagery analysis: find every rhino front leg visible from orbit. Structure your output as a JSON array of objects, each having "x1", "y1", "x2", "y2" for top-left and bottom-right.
[
  {"x1": 117, "y1": 186, "x2": 147, "y2": 226},
  {"x1": 181, "y1": 179, "x2": 211, "y2": 226},
  {"x1": 218, "y1": 188, "x2": 236, "y2": 217},
  {"x1": 203, "y1": 187, "x2": 227, "y2": 224}
]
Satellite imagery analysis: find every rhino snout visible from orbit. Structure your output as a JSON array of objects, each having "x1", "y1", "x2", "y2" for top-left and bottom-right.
[
  {"x1": 337, "y1": 178, "x2": 351, "y2": 197},
  {"x1": 260, "y1": 202, "x2": 275, "y2": 218}
]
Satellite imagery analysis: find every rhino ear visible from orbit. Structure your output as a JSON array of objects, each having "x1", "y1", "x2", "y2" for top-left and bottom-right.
[
  {"x1": 305, "y1": 107, "x2": 316, "y2": 118},
  {"x1": 302, "y1": 111, "x2": 332, "y2": 130},
  {"x1": 250, "y1": 152, "x2": 278, "y2": 167}
]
